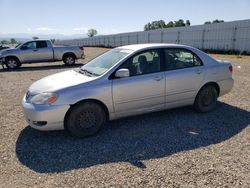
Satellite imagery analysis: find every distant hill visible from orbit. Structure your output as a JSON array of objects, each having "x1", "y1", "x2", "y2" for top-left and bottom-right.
[{"x1": 0, "y1": 33, "x2": 88, "y2": 42}]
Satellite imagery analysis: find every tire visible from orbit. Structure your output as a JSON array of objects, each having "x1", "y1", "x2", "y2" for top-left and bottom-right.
[
  {"x1": 63, "y1": 54, "x2": 76, "y2": 66},
  {"x1": 5, "y1": 57, "x2": 21, "y2": 69},
  {"x1": 65, "y1": 102, "x2": 106, "y2": 138},
  {"x1": 194, "y1": 85, "x2": 218, "y2": 112}
]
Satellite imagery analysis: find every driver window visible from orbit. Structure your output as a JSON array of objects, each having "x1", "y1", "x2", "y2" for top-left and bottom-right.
[
  {"x1": 22, "y1": 42, "x2": 36, "y2": 49},
  {"x1": 121, "y1": 50, "x2": 161, "y2": 76}
]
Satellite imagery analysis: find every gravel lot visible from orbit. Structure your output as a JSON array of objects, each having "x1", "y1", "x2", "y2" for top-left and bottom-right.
[{"x1": 0, "y1": 48, "x2": 249, "y2": 187}]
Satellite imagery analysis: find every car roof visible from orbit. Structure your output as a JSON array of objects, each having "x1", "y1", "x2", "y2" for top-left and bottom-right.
[{"x1": 117, "y1": 43, "x2": 192, "y2": 51}]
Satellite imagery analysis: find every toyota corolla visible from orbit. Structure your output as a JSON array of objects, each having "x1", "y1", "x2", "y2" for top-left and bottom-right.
[{"x1": 22, "y1": 44, "x2": 234, "y2": 137}]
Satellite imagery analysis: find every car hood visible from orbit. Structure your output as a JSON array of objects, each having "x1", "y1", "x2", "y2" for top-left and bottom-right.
[
  {"x1": 0, "y1": 48, "x2": 19, "y2": 55},
  {"x1": 28, "y1": 69, "x2": 95, "y2": 95}
]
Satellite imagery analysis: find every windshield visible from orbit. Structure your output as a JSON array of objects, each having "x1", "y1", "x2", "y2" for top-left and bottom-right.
[{"x1": 81, "y1": 48, "x2": 132, "y2": 76}]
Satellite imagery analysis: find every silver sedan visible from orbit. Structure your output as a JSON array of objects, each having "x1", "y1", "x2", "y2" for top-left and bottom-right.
[{"x1": 22, "y1": 44, "x2": 234, "y2": 137}]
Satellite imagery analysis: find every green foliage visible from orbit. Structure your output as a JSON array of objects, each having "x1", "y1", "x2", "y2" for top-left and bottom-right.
[
  {"x1": 144, "y1": 18, "x2": 225, "y2": 30},
  {"x1": 32, "y1": 36, "x2": 39, "y2": 40},
  {"x1": 144, "y1": 23, "x2": 151, "y2": 31},
  {"x1": 174, "y1": 19, "x2": 185, "y2": 27},
  {"x1": 10, "y1": 38, "x2": 17, "y2": 44},
  {"x1": 213, "y1": 19, "x2": 224, "y2": 23},
  {"x1": 204, "y1": 21, "x2": 212, "y2": 24},
  {"x1": 144, "y1": 20, "x2": 166, "y2": 31},
  {"x1": 144, "y1": 19, "x2": 191, "y2": 31},
  {"x1": 87, "y1": 29, "x2": 98, "y2": 37},
  {"x1": 1, "y1": 40, "x2": 10, "y2": 45},
  {"x1": 204, "y1": 20, "x2": 224, "y2": 24},
  {"x1": 166, "y1": 21, "x2": 174, "y2": 28}
]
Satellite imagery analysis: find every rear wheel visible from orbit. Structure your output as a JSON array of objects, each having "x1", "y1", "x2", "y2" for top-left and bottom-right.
[
  {"x1": 5, "y1": 57, "x2": 21, "y2": 69},
  {"x1": 65, "y1": 102, "x2": 106, "y2": 138},
  {"x1": 194, "y1": 85, "x2": 218, "y2": 112},
  {"x1": 63, "y1": 54, "x2": 76, "y2": 66}
]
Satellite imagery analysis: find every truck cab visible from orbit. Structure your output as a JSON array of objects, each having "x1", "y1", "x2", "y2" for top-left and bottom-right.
[
  {"x1": 18, "y1": 40, "x2": 54, "y2": 63},
  {"x1": 0, "y1": 39, "x2": 84, "y2": 69}
]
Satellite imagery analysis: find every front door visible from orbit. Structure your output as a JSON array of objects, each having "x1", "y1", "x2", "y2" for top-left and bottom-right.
[
  {"x1": 19, "y1": 41, "x2": 39, "y2": 62},
  {"x1": 112, "y1": 49, "x2": 165, "y2": 117}
]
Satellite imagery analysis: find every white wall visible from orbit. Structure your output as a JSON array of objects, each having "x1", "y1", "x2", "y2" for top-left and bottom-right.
[{"x1": 56, "y1": 19, "x2": 250, "y2": 52}]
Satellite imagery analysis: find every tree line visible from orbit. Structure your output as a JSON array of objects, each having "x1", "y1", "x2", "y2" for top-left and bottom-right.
[
  {"x1": 1, "y1": 38, "x2": 17, "y2": 45},
  {"x1": 204, "y1": 19, "x2": 224, "y2": 24},
  {"x1": 144, "y1": 19, "x2": 224, "y2": 31},
  {"x1": 144, "y1": 19, "x2": 191, "y2": 31}
]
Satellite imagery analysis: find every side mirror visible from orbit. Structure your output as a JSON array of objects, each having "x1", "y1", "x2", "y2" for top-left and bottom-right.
[{"x1": 115, "y1": 68, "x2": 130, "y2": 78}]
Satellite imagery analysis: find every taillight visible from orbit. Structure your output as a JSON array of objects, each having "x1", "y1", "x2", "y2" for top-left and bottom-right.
[
  {"x1": 80, "y1": 46, "x2": 84, "y2": 51},
  {"x1": 229, "y1": 65, "x2": 233, "y2": 73}
]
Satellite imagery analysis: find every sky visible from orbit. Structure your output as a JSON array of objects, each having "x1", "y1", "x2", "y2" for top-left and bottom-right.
[{"x1": 0, "y1": 0, "x2": 250, "y2": 38}]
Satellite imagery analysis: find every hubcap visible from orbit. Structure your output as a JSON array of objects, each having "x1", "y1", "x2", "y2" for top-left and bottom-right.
[
  {"x1": 202, "y1": 90, "x2": 214, "y2": 106},
  {"x1": 76, "y1": 111, "x2": 97, "y2": 130},
  {"x1": 7, "y1": 59, "x2": 17, "y2": 68},
  {"x1": 66, "y1": 57, "x2": 74, "y2": 64}
]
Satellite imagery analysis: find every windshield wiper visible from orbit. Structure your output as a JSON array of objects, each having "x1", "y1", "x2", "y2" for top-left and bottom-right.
[
  {"x1": 81, "y1": 68, "x2": 99, "y2": 77},
  {"x1": 74, "y1": 68, "x2": 90, "y2": 77}
]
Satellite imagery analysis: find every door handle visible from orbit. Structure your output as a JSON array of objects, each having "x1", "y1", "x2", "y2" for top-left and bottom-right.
[
  {"x1": 195, "y1": 69, "x2": 203, "y2": 74},
  {"x1": 153, "y1": 76, "x2": 163, "y2": 81},
  {"x1": 33, "y1": 49, "x2": 38, "y2": 52}
]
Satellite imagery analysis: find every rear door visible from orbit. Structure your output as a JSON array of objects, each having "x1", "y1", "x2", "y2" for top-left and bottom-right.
[
  {"x1": 112, "y1": 49, "x2": 165, "y2": 117},
  {"x1": 35, "y1": 41, "x2": 53, "y2": 61},
  {"x1": 163, "y1": 48, "x2": 205, "y2": 107}
]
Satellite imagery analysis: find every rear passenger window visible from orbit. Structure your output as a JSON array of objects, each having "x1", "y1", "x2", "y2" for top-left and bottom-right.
[
  {"x1": 164, "y1": 49, "x2": 202, "y2": 71},
  {"x1": 36, "y1": 41, "x2": 48, "y2": 48}
]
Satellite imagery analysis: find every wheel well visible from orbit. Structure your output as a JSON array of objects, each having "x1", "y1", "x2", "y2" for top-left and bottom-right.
[
  {"x1": 200, "y1": 82, "x2": 220, "y2": 96},
  {"x1": 63, "y1": 52, "x2": 76, "y2": 59},
  {"x1": 5, "y1": 56, "x2": 20, "y2": 63},
  {"x1": 64, "y1": 99, "x2": 110, "y2": 130}
]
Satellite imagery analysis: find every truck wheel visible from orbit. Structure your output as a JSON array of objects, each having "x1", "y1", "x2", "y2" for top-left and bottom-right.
[
  {"x1": 65, "y1": 102, "x2": 106, "y2": 138},
  {"x1": 5, "y1": 57, "x2": 21, "y2": 69},
  {"x1": 63, "y1": 54, "x2": 76, "y2": 66},
  {"x1": 194, "y1": 85, "x2": 218, "y2": 112}
]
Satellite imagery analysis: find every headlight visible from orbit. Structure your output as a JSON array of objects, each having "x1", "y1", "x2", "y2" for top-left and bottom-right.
[{"x1": 30, "y1": 92, "x2": 58, "y2": 105}]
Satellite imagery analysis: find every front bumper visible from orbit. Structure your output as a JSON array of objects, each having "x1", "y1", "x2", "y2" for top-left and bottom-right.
[{"x1": 22, "y1": 96, "x2": 70, "y2": 131}]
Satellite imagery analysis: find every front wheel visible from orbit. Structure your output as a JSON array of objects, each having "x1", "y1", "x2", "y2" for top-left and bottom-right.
[
  {"x1": 63, "y1": 54, "x2": 76, "y2": 66},
  {"x1": 194, "y1": 85, "x2": 218, "y2": 112},
  {"x1": 65, "y1": 102, "x2": 106, "y2": 138},
  {"x1": 5, "y1": 57, "x2": 21, "y2": 69}
]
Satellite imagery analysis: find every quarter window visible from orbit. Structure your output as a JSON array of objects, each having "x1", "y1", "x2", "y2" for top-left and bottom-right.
[
  {"x1": 121, "y1": 50, "x2": 161, "y2": 76},
  {"x1": 36, "y1": 41, "x2": 47, "y2": 48},
  {"x1": 164, "y1": 49, "x2": 202, "y2": 71}
]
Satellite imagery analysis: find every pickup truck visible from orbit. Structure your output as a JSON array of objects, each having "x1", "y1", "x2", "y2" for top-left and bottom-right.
[{"x1": 0, "y1": 40, "x2": 84, "y2": 69}]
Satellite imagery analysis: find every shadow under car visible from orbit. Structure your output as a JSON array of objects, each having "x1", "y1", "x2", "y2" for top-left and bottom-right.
[{"x1": 16, "y1": 102, "x2": 250, "y2": 173}]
